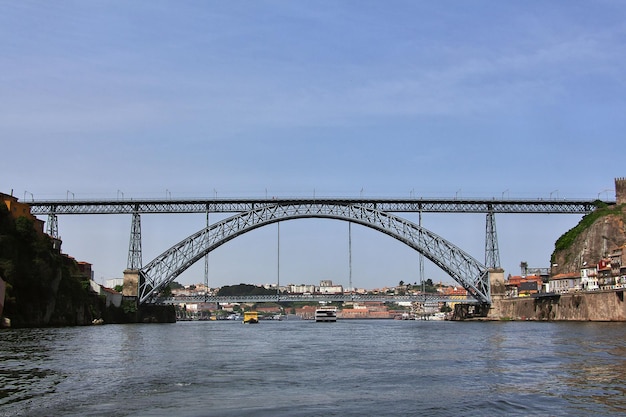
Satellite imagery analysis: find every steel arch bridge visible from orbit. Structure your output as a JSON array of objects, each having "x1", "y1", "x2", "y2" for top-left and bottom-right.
[{"x1": 137, "y1": 201, "x2": 490, "y2": 305}]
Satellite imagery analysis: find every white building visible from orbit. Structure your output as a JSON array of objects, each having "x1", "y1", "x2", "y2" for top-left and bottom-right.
[
  {"x1": 89, "y1": 280, "x2": 122, "y2": 307},
  {"x1": 317, "y1": 284, "x2": 344, "y2": 294},
  {"x1": 580, "y1": 266, "x2": 599, "y2": 291},
  {"x1": 105, "y1": 278, "x2": 124, "y2": 289},
  {"x1": 288, "y1": 284, "x2": 316, "y2": 294}
]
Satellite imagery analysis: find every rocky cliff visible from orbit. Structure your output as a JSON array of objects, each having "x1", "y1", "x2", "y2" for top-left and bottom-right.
[{"x1": 551, "y1": 203, "x2": 626, "y2": 275}]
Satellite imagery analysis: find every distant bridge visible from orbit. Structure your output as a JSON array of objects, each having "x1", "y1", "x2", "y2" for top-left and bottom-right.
[{"x1": 159, "y1": 293, "x2": 480, "y2": 305}]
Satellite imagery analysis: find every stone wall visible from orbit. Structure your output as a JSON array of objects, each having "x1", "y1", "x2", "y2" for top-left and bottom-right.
[
  {"x1": 123, "y1": 269, "x2": 139, "y2": 297},
  {"x1": 616, "y1": 177, "x2": 626, "y2": 205},
  {"x1": 494, "y1": 290, "x2": 626, "y2": 321}
]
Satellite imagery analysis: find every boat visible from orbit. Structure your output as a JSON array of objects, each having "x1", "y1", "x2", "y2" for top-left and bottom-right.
[
  {"x1": 315, "y1": 307, "x2": 337, "y2": 322},
  {"x1": 243, "y1": 311, "x2": 259, "y2": 324},
  {"x1": 418, "y1": 312, "x2": 446, "y2": 321}
]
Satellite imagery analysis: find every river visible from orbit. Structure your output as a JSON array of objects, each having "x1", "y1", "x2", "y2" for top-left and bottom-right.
[{"x1": 1, "y1": 320, "x2": 625, "y2": 416}]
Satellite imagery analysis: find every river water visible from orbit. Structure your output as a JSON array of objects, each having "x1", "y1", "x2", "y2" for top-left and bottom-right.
[{"x1": 1, "y1": 320, "x2": 625, "y2": 416}]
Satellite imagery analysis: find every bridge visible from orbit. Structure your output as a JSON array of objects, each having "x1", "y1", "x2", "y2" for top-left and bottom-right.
[
  {"x1": 29, "y1": 196, "x2": 609, "y2": 306},
  {"x1": 29, "y1": 196, "x2": 599, "y2": 216},
  {"x1": 160, "y1": 293, "x2": 480, "y2": 305}
]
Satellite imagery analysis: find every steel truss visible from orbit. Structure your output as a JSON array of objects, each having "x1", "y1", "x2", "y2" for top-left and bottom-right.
[
  {"x1": 159, "y1": 294, "x2": 481, "y2": 305},
  {"x1": 485, "y1": 209, "x2": 501, "y2": 269},
  {"x1": 127, "y1": 210, "x2": 142, "y2": 269},
  {"x1": 138, "y1": 202, "x2": 490, "y2": 305},
  {"x1": 46, "y1": 213, "x2": 58, "y2": 239},
  {"x1": 28, "y1": 197, "x2": 603, "y2": 215}
]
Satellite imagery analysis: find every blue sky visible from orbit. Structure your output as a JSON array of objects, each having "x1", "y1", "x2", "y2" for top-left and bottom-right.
[{"x1": 2, "y1": 1, "x2": 625, "y2": 289}]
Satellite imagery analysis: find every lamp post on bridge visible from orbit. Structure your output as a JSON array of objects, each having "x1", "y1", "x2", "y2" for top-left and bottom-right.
[{"x1": 597, "y1": 189, "x2": 611, "y2": 200}]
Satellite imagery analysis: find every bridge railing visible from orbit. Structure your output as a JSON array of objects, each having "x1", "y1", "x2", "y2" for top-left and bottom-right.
[{"x1": 157, "y1": 294, "x2": 480, "y2": 304}]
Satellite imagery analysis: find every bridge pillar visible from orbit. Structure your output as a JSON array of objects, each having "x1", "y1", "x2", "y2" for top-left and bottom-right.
[
  {"x1": 487, "y1": 268, "x2": 506, "y2": 319},
  {"x1": 122, "y1": 269, "x2": 139, "y2": 297}
]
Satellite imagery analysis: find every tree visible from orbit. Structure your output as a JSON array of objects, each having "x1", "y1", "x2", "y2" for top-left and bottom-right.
[
  {"x1": 217, "y1": 283, "x2": 277, "y2": 296},
  {"x1": 169, "y1": 281, "x2": 184, "y2": 289},
  {"x1": 160, "y1": 285, "x2": 172, "y2": 297}
]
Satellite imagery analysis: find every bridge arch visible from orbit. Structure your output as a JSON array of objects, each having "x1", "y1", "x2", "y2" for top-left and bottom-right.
[{"x1": 138, "y1": 202, "x2": 490, "y2": 304}]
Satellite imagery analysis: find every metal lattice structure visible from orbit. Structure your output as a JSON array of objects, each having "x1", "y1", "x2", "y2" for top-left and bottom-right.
[
  {"x1": 29, "y1": 197, "x2": 605, "y2": 215},
  {"x1": 127, "y1": 211, "x2": 142, "y2": 270},
  {"x1": 138, "y1": 202, "x2": 490, "y2": 305},
  {"x1": 46, "y1": 213, "x2": 58, "y2": 239},
  {"x1": 160, "y1": 293, "x2": 482, "y2": 305},
  {"x1": 484, "y1": 209, "x2": 501, "y2": 269}
]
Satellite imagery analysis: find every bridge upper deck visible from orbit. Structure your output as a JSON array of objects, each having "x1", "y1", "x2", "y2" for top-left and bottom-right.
[{"x1": 29, "y1": 197, "x2": 609, "y2": 215}]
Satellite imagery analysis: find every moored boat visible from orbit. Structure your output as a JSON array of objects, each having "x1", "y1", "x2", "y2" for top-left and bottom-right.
[
  {"x1": 315, "y1": 307, "x2": 337, "y2": 322},
  {"x1": 243, "y1": 311, "x2": 259, "y2": 324}
]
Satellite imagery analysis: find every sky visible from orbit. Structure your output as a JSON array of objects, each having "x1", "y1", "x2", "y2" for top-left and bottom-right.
[{"x1": 2, "y1": 1, "x2": 625, "y2": 289}]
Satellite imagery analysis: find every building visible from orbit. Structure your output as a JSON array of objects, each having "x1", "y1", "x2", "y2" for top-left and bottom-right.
[
  {"x1": 88, "y1": 280, "x2": 122, "y2": 308},
  {"x1": 105, "y1": 278, "x2": 124, "y2": 289},
  {"x1": 288, "y1": 284, "x2": 316, "y2": 294},
  {"x1": 549, "y1": 272, "x2": 581, "y2": 293},
  {"x1": 1, "y1": 192, "x2": 44, "y2": 234},
  {"x1": 256, "y1": 305, "x2": 281, "y2": 315},
  {"x1": 506, "y1": 275, "x2": 543, "y2": 297},
  {"x1": 76, "y1": 261, "x2": 94, "y2": 281},
  {"x1": 580, "y1": 265, "x2": 599, "y2": 290},
  {"x1": 294, "y1": 305, "x2": 317, "y2": 320},
  {"x1": 609, "y1": 245, "x2": 626, "y2": 276},
  {"x1": 615, "y1": 177, "x2": 626, "y2": 205},
  {"x1": 317, "y1": 280, "x2": 343, "y2": 294}
]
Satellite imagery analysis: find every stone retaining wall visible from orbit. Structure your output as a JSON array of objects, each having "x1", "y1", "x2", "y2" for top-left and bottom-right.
[{"x1": 491, "y1": 290, "x2": 626, "y2": 321}]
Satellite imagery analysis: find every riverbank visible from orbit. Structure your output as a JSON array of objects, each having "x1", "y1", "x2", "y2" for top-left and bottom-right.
[{"x1": 464, "y1": 289, "x2": 626, "y2": 321}]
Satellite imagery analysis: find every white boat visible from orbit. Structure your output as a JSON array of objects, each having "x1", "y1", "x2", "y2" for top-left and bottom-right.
[
  {"x1": 416, "y1": 312, "x2": 447, "y2": 321},
  {"x1": 315, "y1": 307, "x2": 337, "y2": 322},
  {"x1": 428, "y1": 312, "x2": 447, "y2": 320}
]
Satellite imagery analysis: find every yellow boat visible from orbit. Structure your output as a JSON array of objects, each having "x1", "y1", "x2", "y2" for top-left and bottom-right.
[{"x1": 243, "y1": 311, "x2": 259, "y2": 324}]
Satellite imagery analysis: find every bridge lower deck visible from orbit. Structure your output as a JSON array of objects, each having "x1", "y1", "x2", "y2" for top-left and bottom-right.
[{"x1": 157, "y1": 294, "x2": 482, "y2": 304}]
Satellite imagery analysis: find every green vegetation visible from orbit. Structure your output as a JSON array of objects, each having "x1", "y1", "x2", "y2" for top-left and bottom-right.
[
  {"x1": 553, "y1": 204, "x2": 625, "y2": 253},
  {"x1": 1, "y1": 204, "x2": 66, "y2": 326},
  {"x1": 169, "y1": 281, "x2": 184, "y2": 290},
  {"x1": 405, "y1": 279, "x2": 438, "y2": 293},
  {"x1": 0, "y1": 204, "x2": 134, "y2": 327},
  {"x1": 217, "y1": 283, "x2": 281, "y2": 296}
]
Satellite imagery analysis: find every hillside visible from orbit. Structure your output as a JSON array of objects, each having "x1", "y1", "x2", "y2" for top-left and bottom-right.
[
  {"x1": 0, "y1": 204, "x2": 128, "y2": 327},
  {"x1": 551, "y1": 203, "x2": 626, "y2": 275}
]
